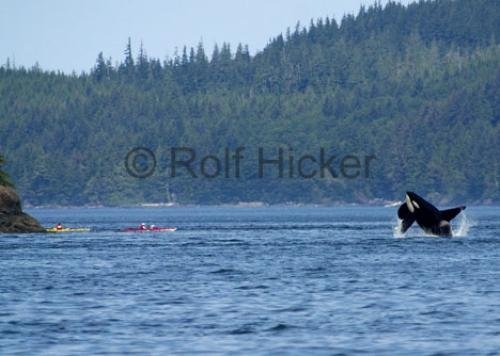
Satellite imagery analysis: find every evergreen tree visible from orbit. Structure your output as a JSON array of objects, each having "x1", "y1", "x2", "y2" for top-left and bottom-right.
[
  {"x1": 122, "y1": 37, "x2": 134, "y2": 77},
  {"x1": 93, "y1": 52, "x2": 108, "y2": 81},
  {"x1": 137, "y1": 41, "x2": 149, "y2": 80}
]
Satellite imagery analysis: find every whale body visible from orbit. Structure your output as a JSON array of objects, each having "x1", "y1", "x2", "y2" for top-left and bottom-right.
[{"x1": 398, "y1": 192, "x2": 465, "y2": 237}]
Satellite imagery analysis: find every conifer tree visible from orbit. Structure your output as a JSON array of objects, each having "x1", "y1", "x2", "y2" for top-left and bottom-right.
[{"x1": 94, "y1": 52, "x2": 107, "y2": 81}]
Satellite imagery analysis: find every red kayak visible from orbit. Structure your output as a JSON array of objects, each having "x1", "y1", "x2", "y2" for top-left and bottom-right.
[{"x1": 123, "y1": 226, "x2": 177, "y2": 232}]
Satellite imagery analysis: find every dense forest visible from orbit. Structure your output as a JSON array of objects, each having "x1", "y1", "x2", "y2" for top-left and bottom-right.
[{"x1": 0, "y1": 0, "x2": 499, "y2": 206}]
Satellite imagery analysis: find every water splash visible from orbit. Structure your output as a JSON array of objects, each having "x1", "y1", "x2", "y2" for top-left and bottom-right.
[
  {"x1": 393, "y1": 219, "x2": 406, "y2": 238},
  {"x1": 453, "y1": 211, "x2": 474, "y2": 237}
]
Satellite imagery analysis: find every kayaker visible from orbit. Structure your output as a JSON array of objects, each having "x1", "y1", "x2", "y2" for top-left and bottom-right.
[
  {"x1": 56, "y1": 223, "x2": 64, "y2": 231},
  {"x1": 140, "y1": 223, "x2": 147, "y2": 231}
]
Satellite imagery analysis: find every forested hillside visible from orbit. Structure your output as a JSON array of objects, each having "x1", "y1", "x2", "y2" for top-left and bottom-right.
[{"x1": 0, "y1": 0, "x2": 499, "y2": 206}]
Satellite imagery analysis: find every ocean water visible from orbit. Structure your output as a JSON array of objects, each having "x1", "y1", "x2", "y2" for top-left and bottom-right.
[{"x1": 1, "y1": 206, "x2": 499, "y2": 355}]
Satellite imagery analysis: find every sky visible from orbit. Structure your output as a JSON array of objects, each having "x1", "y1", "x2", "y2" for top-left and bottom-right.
[{"x1": 1, "y1": 0, "x2": 413, "y2": 73}]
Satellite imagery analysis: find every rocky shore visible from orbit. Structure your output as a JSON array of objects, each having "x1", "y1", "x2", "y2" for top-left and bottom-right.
[{"x1": 0, "y1": 186, "x2": 45, "y2": 233}]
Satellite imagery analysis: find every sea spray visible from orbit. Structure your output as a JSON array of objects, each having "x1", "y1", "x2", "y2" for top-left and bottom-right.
[
  {"x1": 454, "y1": 211, "x2": 474, "y2": 237},
  {"x1": 393, "y1": 219, "x2": 406, "y2": 238}
]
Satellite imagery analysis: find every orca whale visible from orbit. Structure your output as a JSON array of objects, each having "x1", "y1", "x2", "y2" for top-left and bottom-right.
[{"x1": 397, "y1": 192, "x2": 466, "y2": 237}]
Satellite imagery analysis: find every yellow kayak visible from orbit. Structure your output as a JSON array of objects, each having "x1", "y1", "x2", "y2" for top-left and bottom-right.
[{"x1": 46, "y1": 227, "x2": 91, "y2": 233}]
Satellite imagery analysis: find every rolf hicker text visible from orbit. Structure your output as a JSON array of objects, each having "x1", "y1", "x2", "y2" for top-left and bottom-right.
[{"x1": 125, "y1": 147, "x2": 376, "y2": 179}]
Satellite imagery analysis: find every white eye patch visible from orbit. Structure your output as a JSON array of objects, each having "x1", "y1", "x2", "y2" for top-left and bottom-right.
[
  {"x1": 405, "y1": 195, "x2": 414, "y2": 213},
  {"x1": 412, "y1": 201, "x2": 420, "y2": 209}
]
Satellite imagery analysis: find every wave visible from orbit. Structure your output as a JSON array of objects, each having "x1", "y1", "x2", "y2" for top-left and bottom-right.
[{"x1": 393, "y1": 219, "x2": 406, "y2": 238}]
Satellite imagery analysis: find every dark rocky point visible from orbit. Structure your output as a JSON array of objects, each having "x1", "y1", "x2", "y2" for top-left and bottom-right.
[{"x1": 0, "y1": 186, "x2": 45, "y2": 233}]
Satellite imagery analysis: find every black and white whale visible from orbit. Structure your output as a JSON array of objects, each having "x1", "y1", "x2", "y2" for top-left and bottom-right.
[{"x1": 397, "y1": 192, "x2": 466, "y2": 237}]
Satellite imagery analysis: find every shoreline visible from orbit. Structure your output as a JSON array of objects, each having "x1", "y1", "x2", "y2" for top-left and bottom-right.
[{"x1": 24, "y1": 201, "x2": 499, "y2": 209}]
